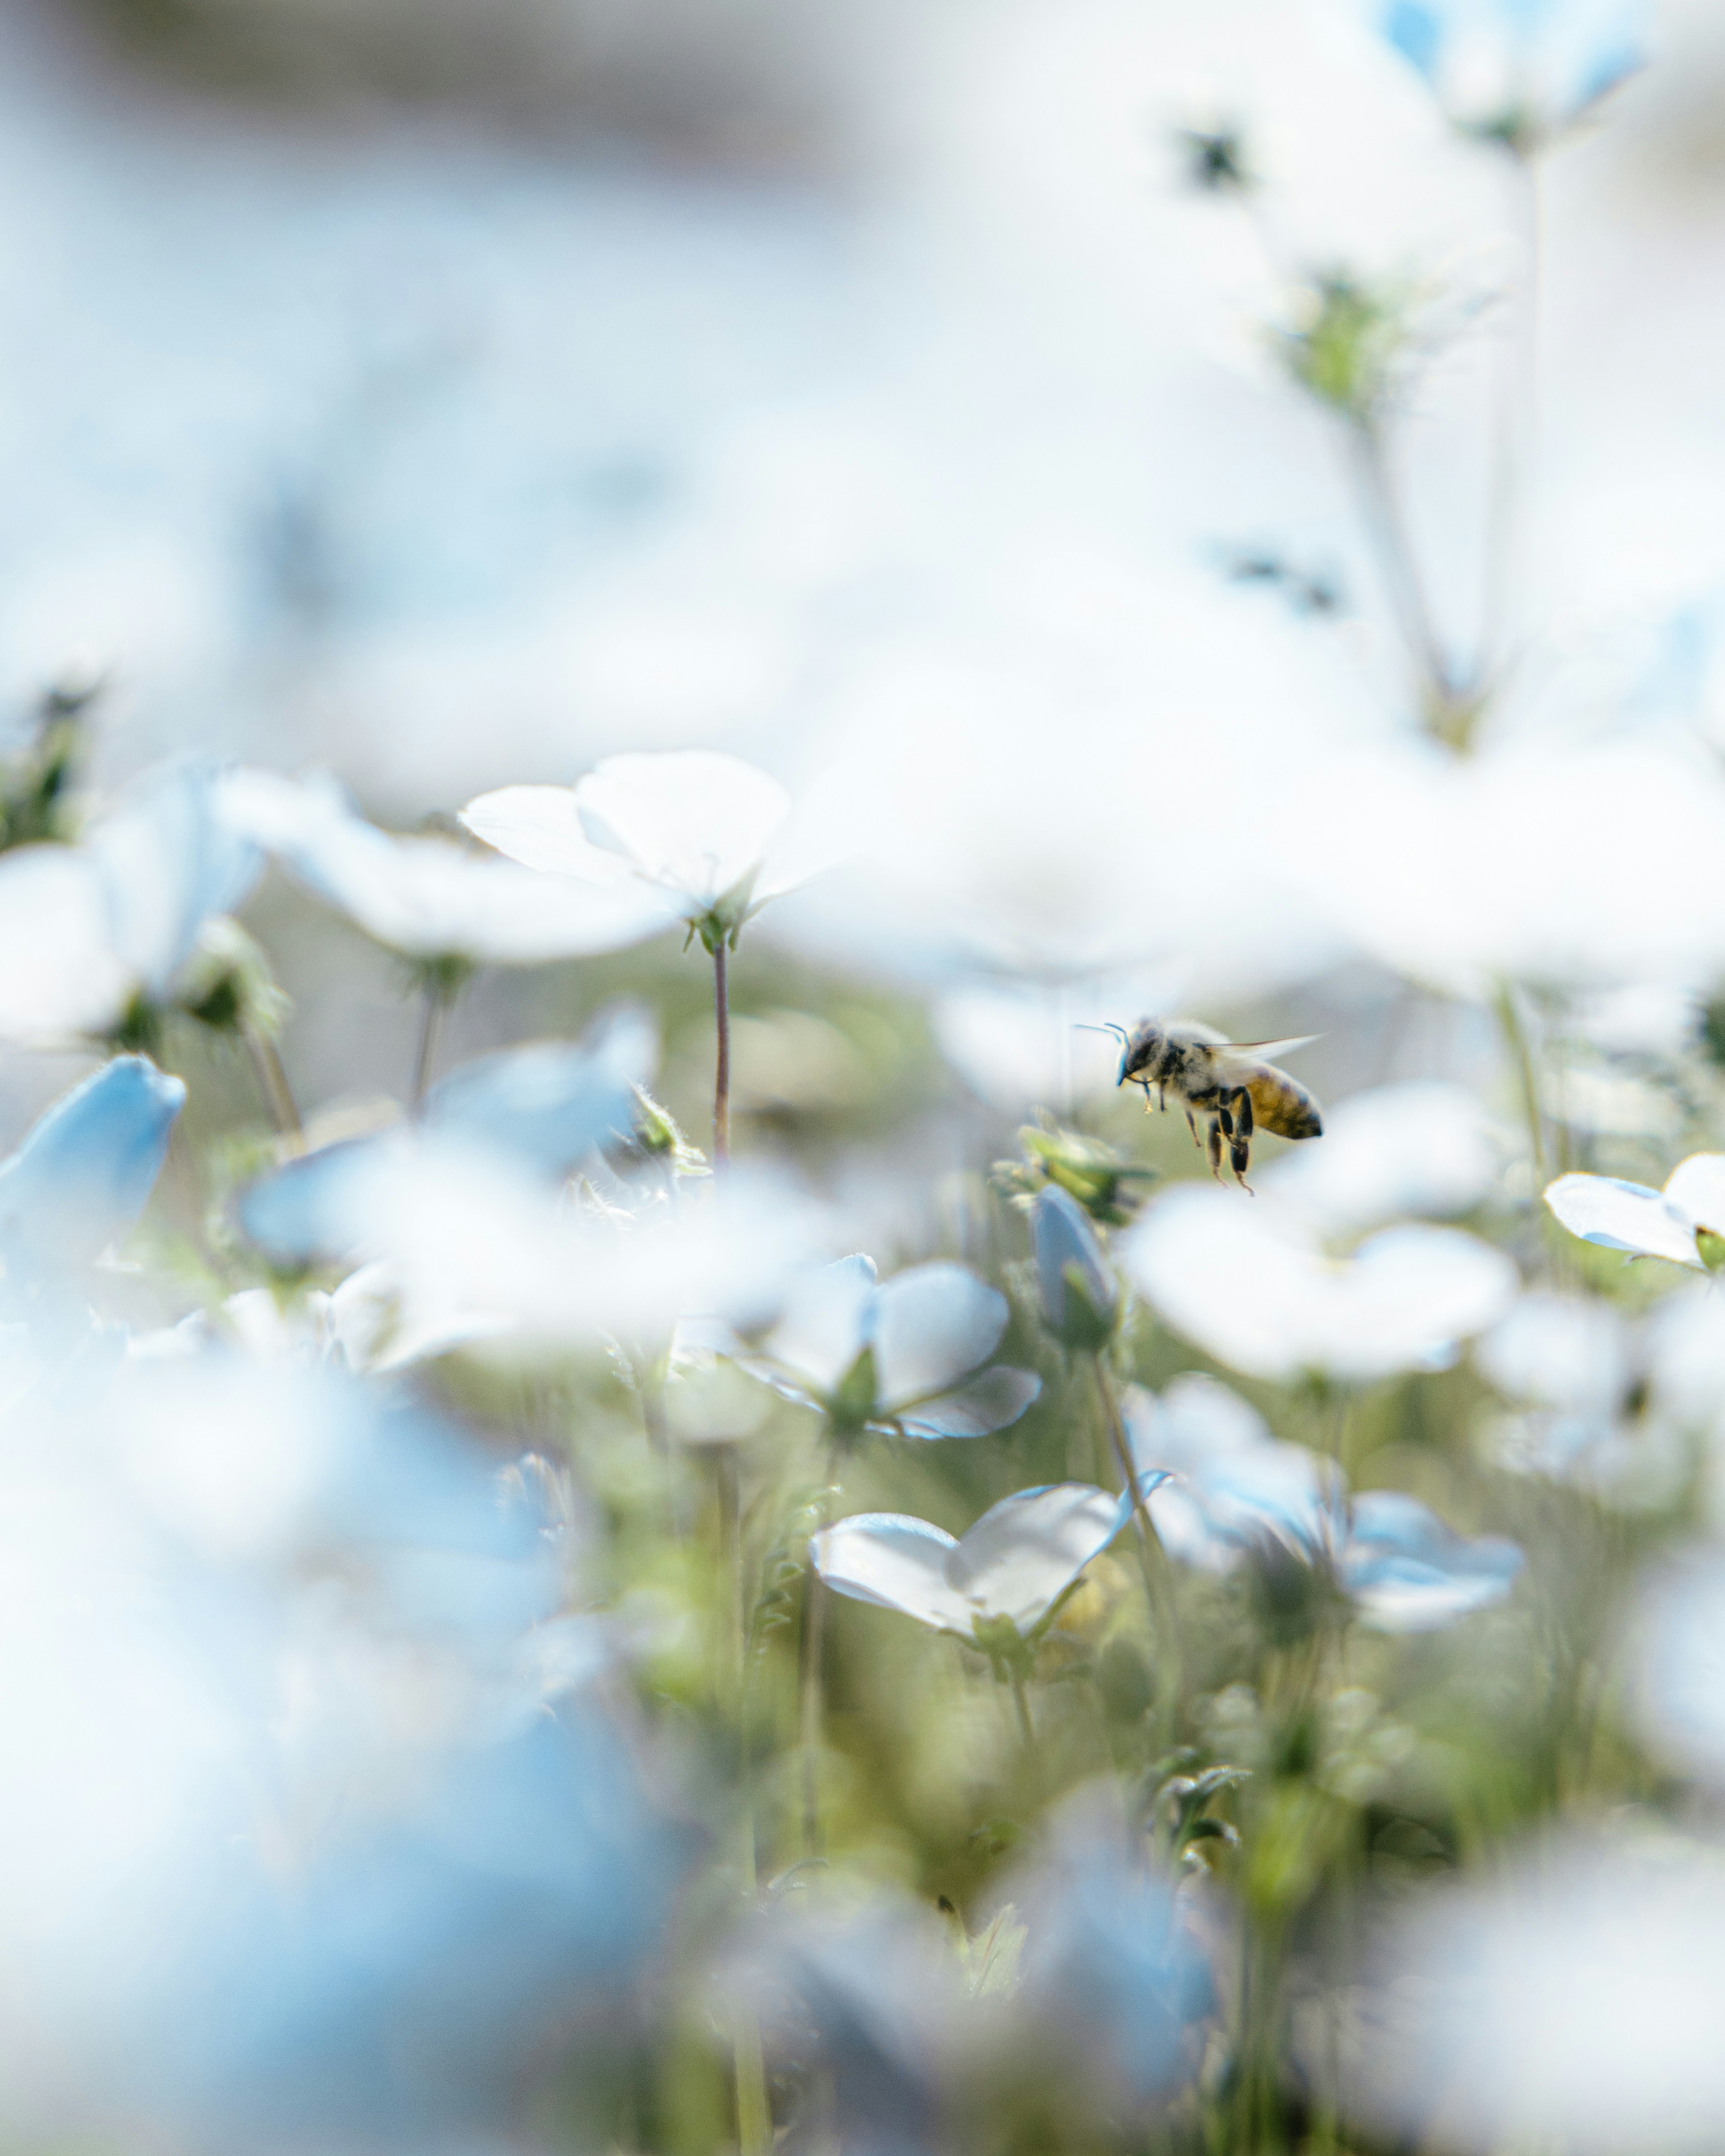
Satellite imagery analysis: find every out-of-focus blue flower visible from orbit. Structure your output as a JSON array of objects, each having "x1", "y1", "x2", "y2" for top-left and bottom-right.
[
  {"x1": 1128, "y1": 1375, "x2": 1522, "y2": 1632},
  {"x1": 0, "y1": 1054, "x2": 184, "y2": 1313},
  {"x1": 1341, "y1": 1490, "x2": 1526, "y2": 1631},
  {"x1": 1030, "y1": 1186, "x2": 1118, "y2": 1352},
  {"x1": 1377, "y1": 0, "x2": 1646, "y2": 146},
  {"x1": 1004, "y1": 1786, "x2": 1216, "y2": 2110},
  {"x1": 0, "y1": 1350, "x2": 690, "y2": 2149},
  {"x1": 745, "y1": 1254, "x2": 1041, "y2": 1441},
  {"x1": 813, "y1": 1479, "x2": 1167, "y2": 1651},
  {"x1": 0, "y1": 761, "x2": 260, "y2": 1045},
  {"x1": 241, "y1": 1007, "x2": 653, "y2": 1263},
  {"x1": 421, "y1": 1005, "x2": 653, "y2": 1180},
  {"x1": 730, "y1": 1891, "x2": 974, "y2": 2156}
]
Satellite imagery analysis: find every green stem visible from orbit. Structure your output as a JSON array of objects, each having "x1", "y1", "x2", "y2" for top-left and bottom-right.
[
  {"x1": 1493, "y1": 977, "x2": 1546, "y2": 1180},
  {"x1": 716, "y1": 1445, "x2": 771, "y2": 2156},
  {"x1": 712, "y1": 940, "x2": 731, "y2": 1165},
  {"x1": 1091, "y1": 1356, "x2": 1184, "y2": 1733},
  {"x1": 799, "y1": 1447, "x2": 837, "y2": 1860},
  {"x1": 1010, "y1": 1666, "x2": 1036, "y2": 1755}
]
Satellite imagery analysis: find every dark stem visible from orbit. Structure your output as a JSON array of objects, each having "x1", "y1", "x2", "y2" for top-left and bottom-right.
[
  {"x1": 245, "y1": 1029, "x2": 303, "y2": 1147},
  {"x1": 712, "y1": 940, "x2": 731, "y2": 1165},
  {"x1": 1348, "y1": 416, "x2": 1455, "y2": 725},
  {"x1": 409, "y1": 982, "x2": 445, "y2": 1115}
]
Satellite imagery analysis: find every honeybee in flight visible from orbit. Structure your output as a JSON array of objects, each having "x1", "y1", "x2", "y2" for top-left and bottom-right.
[{"x1": 1082, "y1": 1017, "x2": 1323, "y2": 1191}]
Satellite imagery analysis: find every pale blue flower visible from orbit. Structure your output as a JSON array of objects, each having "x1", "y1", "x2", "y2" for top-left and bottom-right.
[
  {"x1": 1546, "y1": 1155, "x2": 1725, "y2": 1272},
  {"x1": 0, "y1": 1350, "x2": 691, "y2": 2147},
  {"x1": 814, "y1": 1479, "x2": 1168, "y2": 1648},
  {"x1": 1128, "y1": 1375, "x2": 1522, "y2": 1631},
  {"x1": 1006, "y1": 1788, "x2": 1216, "y2": 2108},
  {"x1": 240, "y1": 1009, "x2": 652, "y2": 1262},
  {"x1": 747, "y1": 1254, "x2": 1041, "y2": 1441},
  {"x1": 1379, "y1": 0, "x2": 1646, "y2": 145}
]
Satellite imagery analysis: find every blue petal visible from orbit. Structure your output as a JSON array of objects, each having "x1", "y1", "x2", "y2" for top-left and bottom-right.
[
  {"x1": 0, "y1": 1054, "x2": 185, "y2": 1285},
  {"x1": 238, "y1": 1139, "x2": 374, "y2": 1263},
  {"x1": 424, "y1": 1010, "x2": 648, "y2": 1180},
  {"x1": 1031, "y1": 1186, "x2": 1116, "y2": 1338},
  {"x1": 892, "y1": 1365, "x2": 1041, "y2": 1439},
  {"x1": 1383, "y1": 0, "x2": 1444, "y2": 77}
]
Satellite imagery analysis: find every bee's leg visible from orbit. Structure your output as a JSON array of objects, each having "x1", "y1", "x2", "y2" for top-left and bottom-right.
[
  {"x1": 1230, "y1": 1087, "x2": 1255, "y2": 1191},
  {"x1": 1156, "y1": 1084, "x2": 1165, "y2": 1113},
  {"x1": 1185, "y1": 1108, "x2": 1201, "y2": 1149},
  {"x1": 1217, "y1": 1099, "x2": 1234, "y2": 1138},
  {"x1": 1206, "y1": 1116, "x2": 1225, "y2": 1181}
]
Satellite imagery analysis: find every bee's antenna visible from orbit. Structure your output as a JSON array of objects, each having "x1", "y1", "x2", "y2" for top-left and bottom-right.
[{"x1": 1075, "y1": 1022, "x2": 1130, "y2": 1045}]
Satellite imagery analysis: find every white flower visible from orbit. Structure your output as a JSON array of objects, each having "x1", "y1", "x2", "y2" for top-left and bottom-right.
[
  {"x1": 461, "y1": 750, "x2": 840, "y2": 947},
  {"x1": 1259, "y1": 1082, "x2": 1503, "y2": 1236},
  {"x1": 0, "y1": 761, "x2": 259, "y2": 1045},
  {"x1": 1349, "y1": 1834, "x2": 1725, "y2": 2156},
  {"x1": 222, "y1": 767, "x2": 673, "y2": 965},
  {"x1": 812, "y1": 1482, "x2": 1146, "y2": 1646},
  {"x1": 1293, "y1": 740, "x2": 1725, "y2": 1001},
  {"x1": 1124, "y1": 1186, "x2": 1517, "y2": 1383},
  {"x1": 1544, "y1": 1155, "x2": 1725, "y2": 1272}
]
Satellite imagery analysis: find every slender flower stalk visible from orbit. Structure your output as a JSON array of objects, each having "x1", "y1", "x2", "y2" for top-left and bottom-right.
[
  {"x1": 1091, "y1": 1353, "x2": 1184, "y2": 1721},
  {"x1": 712, "y1": 940, "x2": 731, "y2": 1165},
  {"x1": 409, "y1": 982, "x2": 444, "y2": 1114},
  {"x1": 714, "y1": 1443, "x2": 770, "y2": 2156},
  {"x1": 245, "y1": 1028, "x2": 303, "y2": 1148}
]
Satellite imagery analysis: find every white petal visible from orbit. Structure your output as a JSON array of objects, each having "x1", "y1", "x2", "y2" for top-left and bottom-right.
[
  {"x1": 0, "y1": 847, "x2": 131, "y2": 1042},
  {"x1": 1665, "y1": 1155, "x2": 1725, "y2": 1240},
  {"x1": 575, "y1": 751, "x2": 791, "y2": 909},
  {"x1": 812, "y1": 1513, "x2": 973, "y2": 1634},
  {"x1": 1260, "y1": 1081, "x2": 1501, "y2": 1235},
  {"x1": 1545, "y1": 1171, "x2": 1701, "y2": 1269},
  {"x1": 871, "y1": 1263, "x2": 1008, "y2": 1409},
  {"x1": 1475, "y1": 1293, "x2": 1629, "y2": 1415},
  {"x1": 946, "y1": 1483, "x2": 1126, "y2": 1634},
  {"x1": 459, "y1": 786, "x2": 640, "y2": 888},
  {"x1": 289, "y1": 822, "x2": 671, "y2": 962},
  {"x1": 1337, "y1": 1226, "x2": 1519, "y2": 1379},
  {"x1": 88, "y1": 762, "x2": 259, "y2": 994},
  {"x1": 762, "y1": 1255, "x2": 878, "y2": 1396}
]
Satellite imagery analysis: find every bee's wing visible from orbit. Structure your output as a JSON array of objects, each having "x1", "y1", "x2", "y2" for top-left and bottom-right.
[{"x1": 1215, "y1": 1034, "x2": 1319, "y2": 1062}]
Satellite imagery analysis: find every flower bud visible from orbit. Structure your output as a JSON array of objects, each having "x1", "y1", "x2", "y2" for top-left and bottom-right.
[
  {"x1": 1031, "y1": 1185, "x2": 1119, "y2": 1353},
  {"x1": 995, "y1": 1116, "x2": 1156, "y2": 1226},
  {"x1": 177, "y1": 917, "x2": 291, "y2": 1040}
]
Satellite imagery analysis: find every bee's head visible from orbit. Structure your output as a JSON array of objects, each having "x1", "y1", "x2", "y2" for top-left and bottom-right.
[
  {"x1": 1119, "y1": 1018, "x2": 1165, "y2": 1086},
  {"x1": 1079, "y1": 1019, "x2": 1161, "y2": 1087}
]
